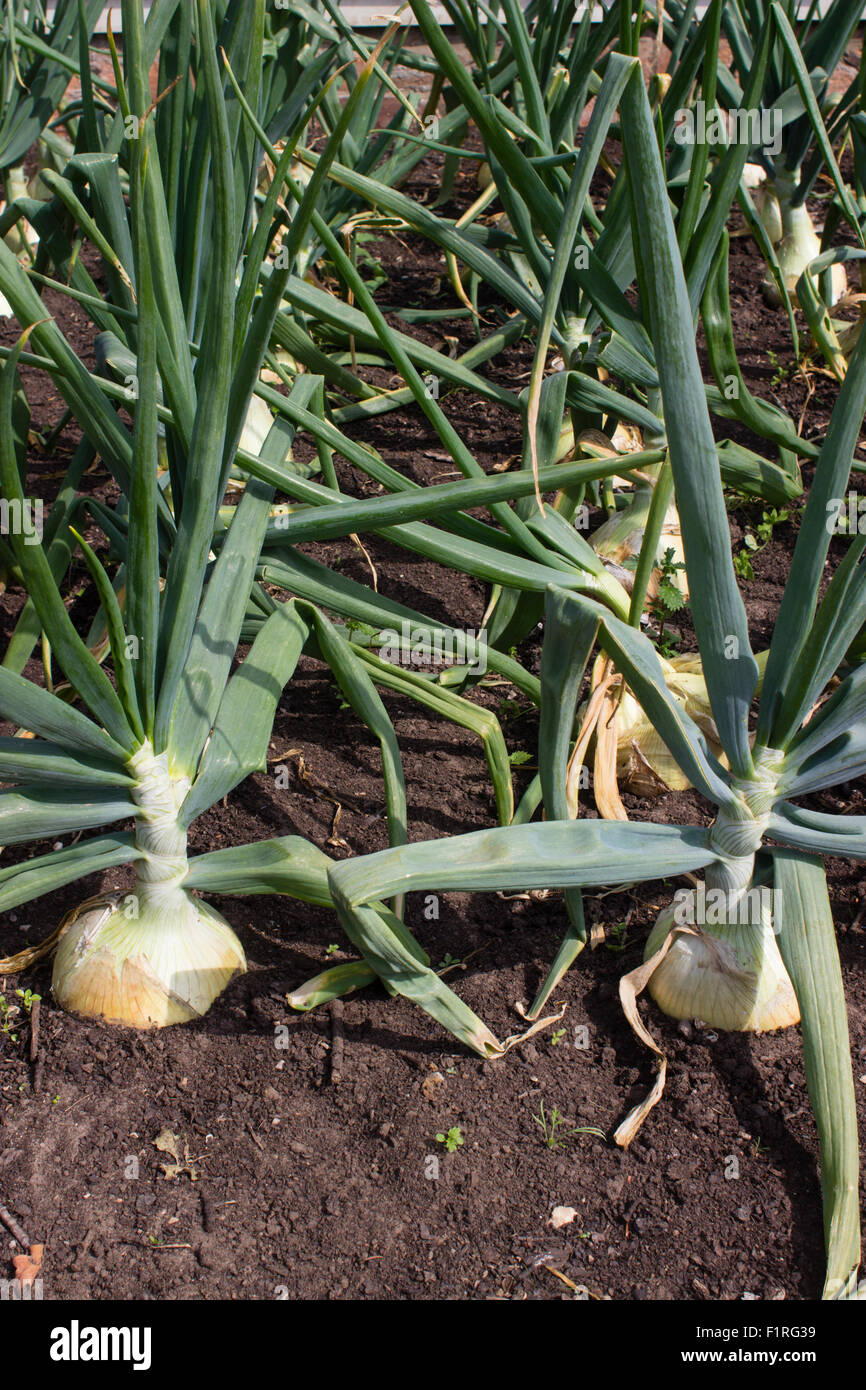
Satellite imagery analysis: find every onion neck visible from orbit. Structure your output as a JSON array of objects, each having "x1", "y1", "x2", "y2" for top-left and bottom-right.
[
  {"x1": 128, "y1": 741, "x2": 192, "y2": 914},
  {"x1": 706, "y1": 746, "x2": 784, "y2": 919},
  {"x1": 772, "y1": 171, "x2": 802, "y2": 230},
  {"x1": 563, "y1": 314, "x2": 591, "y2": 362},
  {"x1": 780, "y1": 199, "x2": 817, "y2": 245}
]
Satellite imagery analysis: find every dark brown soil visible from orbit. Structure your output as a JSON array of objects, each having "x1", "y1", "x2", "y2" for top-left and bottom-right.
[{"x1": 1, "y1": 55, "x2": 865, "y2": 1310}]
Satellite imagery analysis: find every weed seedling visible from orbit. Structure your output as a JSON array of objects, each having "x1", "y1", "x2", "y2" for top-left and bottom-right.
[
  {"x1": 733, "y1": 545, "x2": 756, "y2": 581},
  {"x1": 0, "y1": 994, "x2": 20, "y2": 1043},
  {"x1": 649, "y1": 548, "x2": 687, "y2": 656},
  {"x1": 437, "y1": 953, "x2": 461, "y2": 971},
  {"x1": 436, "y1": 1126, "x2": 464, "y2": 1153},
  {"x1": 534, "y1": 1101, "x2": 605, "y2": 1150},
  {"x1": 734, "y1": 507, "x2": 790, "y2": 581},
  {"x1": 765, "y1": 349, "x2": 794, "y2": 390},
  {"x1": 496, "y1": 696, "x2": 523, "y2": 722},
  {"x1": 508, "y1": 749, "x2": 532, "y2": 767},
  {"x1": 604, "y1": 921, "x2": 629, "y2": 953}
]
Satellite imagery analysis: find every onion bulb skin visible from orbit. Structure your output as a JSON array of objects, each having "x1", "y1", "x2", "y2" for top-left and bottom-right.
[
  {"x1": 644, "y1": 895, "x2": 799, "y2": 1033},
  {"x1": 52, "y1": 890, "x2": 246, "y2": 1029}
]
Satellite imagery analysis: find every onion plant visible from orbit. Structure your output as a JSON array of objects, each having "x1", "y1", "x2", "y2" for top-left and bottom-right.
[
  {"x1": 0, "y1": 0, "x2": 352, "y2": 1021},
  {"x1": 238, "y1": 0, "x2": 810, "y2": 811},
  {"x1": 316, "y1": 54, "x2": 866, "y2": 1300},
  {"x1": 0, "y1": 0, "x2": 107, "y2": 303},
  {"x1": 236, "y1": 2, "x2": 826, "y2": 834},
  {"x1": 0, "y1": 0, "x2": 861, "y2": 1296},
  {"x1": 666, "y1": 0, "x2": 864, "y2": 314},
  {"x1": 337, "y1": 3, "x2": 811, "y2": 629},
  {"x1": 0, "y1": 0, "x2": 608, "y2": 1020},
  {"x1": 347, "y1": 3, "x2": 810, "y2": 817},
  {"x1": 0, "y1": 0, "x2": 436, "y2": 1021},
  {"x1": 0, "y1": 0, "x2": 105, "y2": 200},
  {"x1": 797, "y1": 91, "x2": 866, "y2": 379}
]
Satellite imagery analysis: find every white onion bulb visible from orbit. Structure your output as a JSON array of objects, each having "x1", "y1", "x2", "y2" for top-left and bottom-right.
[
  {"x1": 52, "y1": 891, "x2": 246, "y2": 1028},
  {"x1": 644, "y1": 893, "x2": 799, "y2": 1033}
]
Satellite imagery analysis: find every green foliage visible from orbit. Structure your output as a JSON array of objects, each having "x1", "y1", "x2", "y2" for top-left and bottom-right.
[
  {"x1": 435, "y1": 1126, "x2": 464, "y2": 1153},
  {"x1": 0, "y1": 0, "x2": 863, "y2": 1304},
  {"x1": 534, "y1": 1101, "x2": 605, "y2": 1150},
  {"x1": 735, "y1": 506, "x2": 791, "y2": 581},
  {"x1": 0, "y1": 993, "x2": 19, "y2": 1041},
  {"x1": 603, "y1": 921, "x2": 629, "y2": 954},
  {"x1": 649, "y1": 548, "x2": 688, "y2": 656}
]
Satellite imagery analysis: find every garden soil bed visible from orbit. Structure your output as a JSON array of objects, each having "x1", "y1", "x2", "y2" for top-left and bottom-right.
[{"x1": 1, "y1": 57, "x2": 865, "y2": 1302}]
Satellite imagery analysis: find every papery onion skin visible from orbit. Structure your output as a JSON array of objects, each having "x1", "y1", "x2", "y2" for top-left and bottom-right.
[
  {"x1": 591, "y1": 492, "x2": 688, "y2": 604},
  {"x1": 52, "y1": 891, "x2": 246, "y2": 1029},
  {"x1": 644, "y1": 897, "x2": 800, "y2": 1033}
]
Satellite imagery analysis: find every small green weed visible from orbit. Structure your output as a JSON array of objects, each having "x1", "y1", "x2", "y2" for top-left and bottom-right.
[
  {"x1": 534, "y1": 1101, "x2": 605, "y2": 1151},
  {"x1": 436, "y1": 1126, "x2": 464, "y2": 1153}
]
